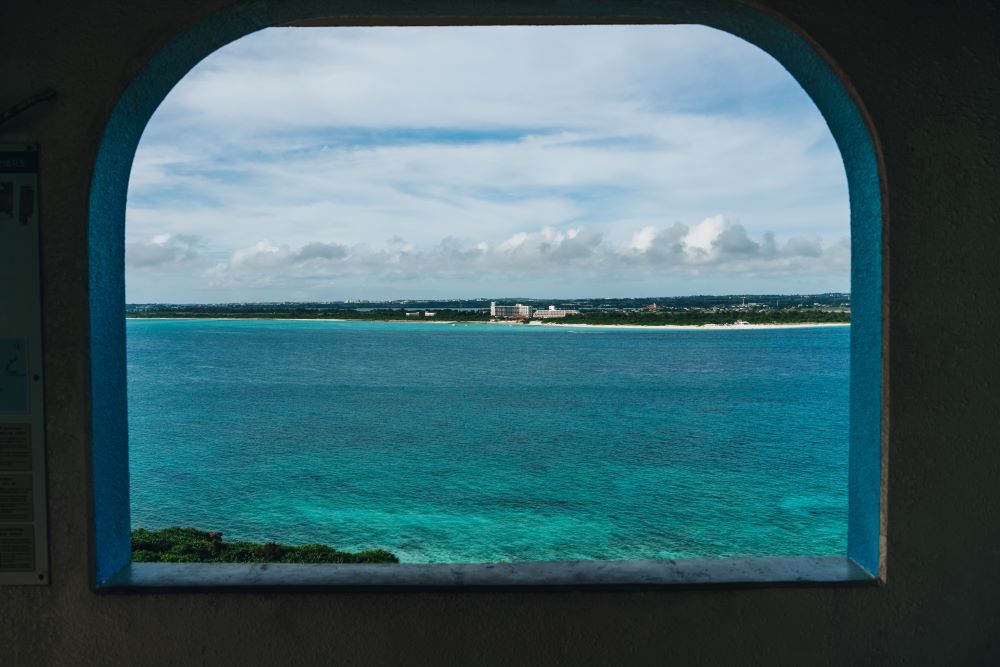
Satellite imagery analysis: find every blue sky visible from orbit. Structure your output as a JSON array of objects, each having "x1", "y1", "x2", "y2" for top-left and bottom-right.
[{"x1": 125, "y1": 25, "x2": 849, "y2": 302}]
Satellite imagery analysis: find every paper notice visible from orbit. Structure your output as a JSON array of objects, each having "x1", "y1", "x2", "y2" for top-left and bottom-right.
[
  {"x1": 0, "y1": 473, "x2": 33, "y2": 522},
  {"x1": 0, "y1": 423, "x2": 31, "y2": 472},
  {"x1": 0, "y1": 525, "x2": 34, "y2": 572}
]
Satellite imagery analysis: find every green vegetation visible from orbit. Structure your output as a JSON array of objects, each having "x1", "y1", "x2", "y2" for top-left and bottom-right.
[
  {"x1": 131, "y1": 527, "x2": 398, "y2": 564},
  {"x1": 127, "y1": 307, "x2": 492, "y2": 322},
  {"x1": 554, "y1": 308, "x2": 850, "y2": 326},
  {"x1": 124, "y1": 295, "x2": 850, "y2": 326}
]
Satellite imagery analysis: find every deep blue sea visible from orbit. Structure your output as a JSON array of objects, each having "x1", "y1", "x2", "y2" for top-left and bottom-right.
[{"x1": 127, "y1": 319, "x2": 849, "y2": 563}]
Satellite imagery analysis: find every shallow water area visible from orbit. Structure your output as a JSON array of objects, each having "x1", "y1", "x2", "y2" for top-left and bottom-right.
[{"x1": 127, "y1": 319, "x2": 849, "y2": 563}]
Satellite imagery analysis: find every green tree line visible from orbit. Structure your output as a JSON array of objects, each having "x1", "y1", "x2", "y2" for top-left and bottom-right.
[
  {"x1": 132, "y1": 527, "x2": 398, "y2": 564},
  {"x1": 554, "y1": 309, "x2": 850, "y2": 326}
]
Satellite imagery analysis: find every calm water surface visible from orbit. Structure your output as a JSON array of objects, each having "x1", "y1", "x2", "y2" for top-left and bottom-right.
[{"x1": 127, "y1": 319, "x2": 849, "y2": 563}]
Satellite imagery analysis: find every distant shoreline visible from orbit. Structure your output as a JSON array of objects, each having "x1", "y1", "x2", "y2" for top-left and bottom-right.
[
  {"x1": 126, "y1": 316, "x2": 849, "y2": 330},
  {"x1": 527, "y1": 321, "x2": 849, "y2": 330}
]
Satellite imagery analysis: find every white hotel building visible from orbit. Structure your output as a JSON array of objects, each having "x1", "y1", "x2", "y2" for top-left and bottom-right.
[
  {"x1": 489, "y1": 302, "x2": 533, "y2": 318},
  {"x1": 489, "y1": 302, "x2": 580, "y2": 319},
  {"x1": 532, "y1": 305, "x2": 581, "y2": 319}
]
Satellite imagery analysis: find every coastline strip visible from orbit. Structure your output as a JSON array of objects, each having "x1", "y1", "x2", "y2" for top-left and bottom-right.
[{"x1": 125, "y1": 317, "x2": 848, "y2": 330}]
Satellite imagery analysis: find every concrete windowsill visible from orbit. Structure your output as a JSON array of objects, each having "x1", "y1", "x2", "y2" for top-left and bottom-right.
[{"x1": 100, "y1": 556, "x2": 874, "y2": 591}]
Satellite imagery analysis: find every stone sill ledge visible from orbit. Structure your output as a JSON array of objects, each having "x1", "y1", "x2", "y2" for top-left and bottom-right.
[{"x1": 99, "y1": 555, "x2": 875, "y2": 592}]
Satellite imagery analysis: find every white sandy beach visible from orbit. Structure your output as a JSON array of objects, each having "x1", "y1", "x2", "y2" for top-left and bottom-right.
[{"x1": 525, "y1": 321, "x2": 850, "y2": 331}]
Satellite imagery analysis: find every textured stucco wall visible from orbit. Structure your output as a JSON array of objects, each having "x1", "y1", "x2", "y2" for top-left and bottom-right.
[{"x1": 1, "y1": 0, "x2": 998, "y2": 664}]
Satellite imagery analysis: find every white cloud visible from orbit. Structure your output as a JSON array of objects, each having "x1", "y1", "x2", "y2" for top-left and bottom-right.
[
  {"x1": 126, "y1": 25, "x2": 850, "y2": 301},
  {"x1": 196, "y1": 216, "x2": 847, "y2": 292},
  {"x1": 157, "y1": 25, "x2": 801, "y2": 135},
  {"x1": 629, "y1": 226, "x2": 657, "y2": 253},
  {"x1": 682, "y1": 215, "x2": 727, "y2": 256},
  {"x1": 126, "y1": 234, "x2": 203, "y2": 268}
]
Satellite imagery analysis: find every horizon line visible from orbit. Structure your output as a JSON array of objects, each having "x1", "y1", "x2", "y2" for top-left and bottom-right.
[{"x1": 126, "y1": 292, "x2": 851, "y2": 305}]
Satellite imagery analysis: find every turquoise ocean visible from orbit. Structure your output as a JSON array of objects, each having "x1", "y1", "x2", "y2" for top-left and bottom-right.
[{"x1": 127, "y1": 319, "x2": 849, "y2": 563}]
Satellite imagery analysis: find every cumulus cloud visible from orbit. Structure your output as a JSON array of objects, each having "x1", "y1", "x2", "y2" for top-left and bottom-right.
[
  {"x1": 126, "y1": 234, "x2": 202, "y2": 268},
  {"x1": 297, "y1": 242, "x2": 349, "y2": 261},
  {"x1": 715, "y1": 223, "x2": 759, "y2": 255},
  {"x1": 494, "y1": 227, "x2": 604, "y2": 264},
  {"x1": 202, "y1": 217, "x2": 848, "y2": 291},
  {"x1": 781, "y1": 235, "x2": 824, "y2": 257},
  {"x1": 625, "y1": 216, "x2": 849, "y2": 275}
]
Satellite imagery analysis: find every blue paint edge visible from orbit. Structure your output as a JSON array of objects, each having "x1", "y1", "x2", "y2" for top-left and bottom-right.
[{"x1": 88, "y1": 0, "x2": 883, "y2": 585}]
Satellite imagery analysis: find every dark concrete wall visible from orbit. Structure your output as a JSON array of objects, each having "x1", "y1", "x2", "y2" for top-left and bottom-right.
[{"x1": 1, "y1": 1, "x2": 998, "y2": 663}]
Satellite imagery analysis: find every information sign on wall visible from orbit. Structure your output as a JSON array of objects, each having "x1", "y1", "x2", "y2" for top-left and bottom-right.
[{"x1": 0, "y1": 142, "x2": 49, "y2": 584}]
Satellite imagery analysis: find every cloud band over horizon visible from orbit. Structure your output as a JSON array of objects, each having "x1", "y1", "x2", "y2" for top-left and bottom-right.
[{"x1": 126, "y1": 25, "x2": 850, "y2": 301}]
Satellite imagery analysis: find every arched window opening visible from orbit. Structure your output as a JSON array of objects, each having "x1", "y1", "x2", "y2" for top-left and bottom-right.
[{"x1": 89, "y1": 3, "x2": 883, "y2": 588}]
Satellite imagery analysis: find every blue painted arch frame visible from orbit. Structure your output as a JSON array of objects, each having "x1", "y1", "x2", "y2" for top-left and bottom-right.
[{"x1": 89, "y1": 0, "x2": 885, "y2": 586}]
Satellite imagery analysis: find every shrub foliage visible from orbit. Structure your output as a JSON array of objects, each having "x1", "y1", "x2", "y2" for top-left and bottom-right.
[{"x1": 131, "y1": 527, "x2": 398, "y2": 564}]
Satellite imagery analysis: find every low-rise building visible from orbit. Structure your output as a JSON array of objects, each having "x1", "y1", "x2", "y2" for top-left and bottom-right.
[{"x1": 532, "y1": 305, "x2": 581, "y2": 319}]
